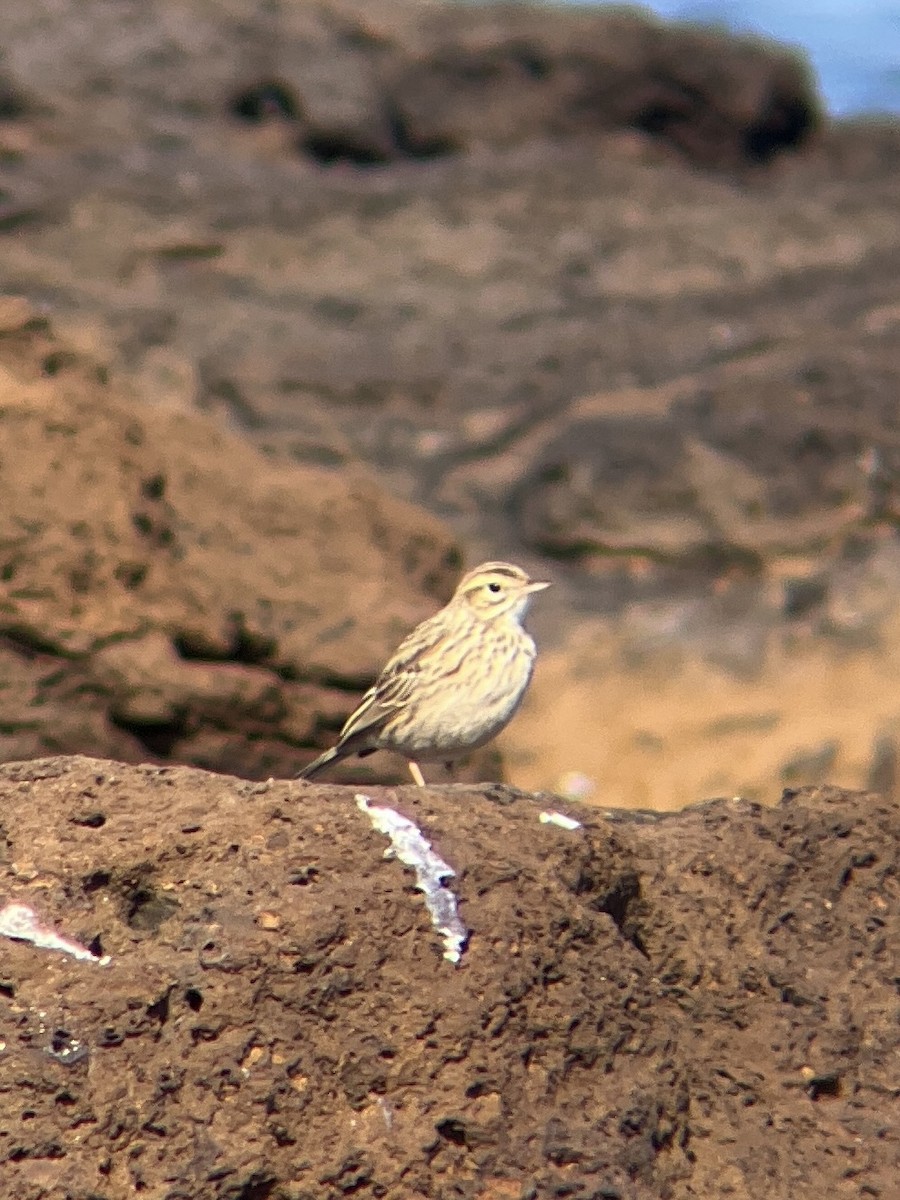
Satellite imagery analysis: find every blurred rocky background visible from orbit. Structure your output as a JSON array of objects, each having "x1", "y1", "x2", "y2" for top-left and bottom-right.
[
  {"x1": 1, "y1": 0, "x2": 899, "y2": 804},
  {"x1": 1, "y1": 7, "x2": 898, "y2": 1199}
]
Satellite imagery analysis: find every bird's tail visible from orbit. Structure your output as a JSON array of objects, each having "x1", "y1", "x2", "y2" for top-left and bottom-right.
[{"x1": 296, "y1": 746, "x2": 341, "y2": 780}]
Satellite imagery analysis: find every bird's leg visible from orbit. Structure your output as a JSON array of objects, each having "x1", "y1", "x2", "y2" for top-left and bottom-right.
[{"x1": 408, "y1": 761, "x2": 426, "y2": 787}]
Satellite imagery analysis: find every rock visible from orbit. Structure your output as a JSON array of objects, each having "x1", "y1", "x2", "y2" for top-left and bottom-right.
[
  {"x1": 782, "y1": 574, "x2": 829, "y2": 619},
  {"x1": 0, "y1": 0, "x2": 878, "y2": 604},
  {"x1": 385, "y1": 5, "x2": 819, "y2": 168},
  {"x1": 0, "y1": 307, "x2": 461, "y2": 779},
  {"x1": 0, "y1": 1, "x2": 892, "y2": 599},
  {"x1": 0, "y1": 2, "x2": 820, "y2": 173},
  {"x1": 0, "y1": 0, "x2": 898, "y2": 805},
  {"x1": 511, "y1": 346, "x2": 900, "y2": 579},
  {"x1": 779, "y1": 739, "x2": 840, "y2": 784},
  {"x1": 867, "y1": 732, "x2": 898, "y2": 796},
  {"x1": 0, "y1": 758, "x2": 895, "y2": 1197}
]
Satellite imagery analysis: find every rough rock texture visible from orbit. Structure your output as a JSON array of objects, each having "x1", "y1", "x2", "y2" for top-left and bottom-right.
[
  {"x1": 0, "y1": 756, "x2": 896, "y2": 1198},
  {"x1": 0, "y1": 301, "x2": 462, "y2": 780}
]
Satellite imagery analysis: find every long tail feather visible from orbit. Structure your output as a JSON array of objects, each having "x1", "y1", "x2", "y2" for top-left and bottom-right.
[{"x1": 296, "y1": 746, "x2": 341, "y2": 780}]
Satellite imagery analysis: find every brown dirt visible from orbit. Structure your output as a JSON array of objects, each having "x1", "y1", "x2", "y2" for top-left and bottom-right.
[{"x1": 0, "y1": 756, "x2": 896, "y2": 1199}]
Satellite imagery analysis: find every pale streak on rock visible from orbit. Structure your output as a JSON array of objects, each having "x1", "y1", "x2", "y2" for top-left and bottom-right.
[
  {"x1": 539, "y1": 810, "x2": 583, "y2": 831},
  {"x1": 0, "y1": 902, "x2": 110, "y2": 965},
  {"x1": 355, "y1": 793, "x2": 468, "y2": 964}
]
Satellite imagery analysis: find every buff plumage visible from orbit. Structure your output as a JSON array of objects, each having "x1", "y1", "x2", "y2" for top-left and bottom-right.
[{"x1": 297, "y1": 561, "x2": 550, "y2": 785}]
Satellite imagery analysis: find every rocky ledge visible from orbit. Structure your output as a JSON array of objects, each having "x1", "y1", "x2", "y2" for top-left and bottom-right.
[{"x1": 0, "y1": 756, "x2": 895, "y2": 1199}]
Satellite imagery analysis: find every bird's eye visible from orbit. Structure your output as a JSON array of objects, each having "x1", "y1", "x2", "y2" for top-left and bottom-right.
[{"x1": 487, "y1": 582, "x2": 502, "y2": 594}]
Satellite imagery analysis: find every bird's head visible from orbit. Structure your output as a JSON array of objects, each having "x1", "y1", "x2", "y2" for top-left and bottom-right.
[{"x1": 451, "y1": 561, "x2": 550, "y2": 623}]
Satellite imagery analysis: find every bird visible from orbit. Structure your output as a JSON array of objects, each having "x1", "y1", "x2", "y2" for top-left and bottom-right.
[{"x1": 297, "y1": 561, "x2": 550, "y2": 786}]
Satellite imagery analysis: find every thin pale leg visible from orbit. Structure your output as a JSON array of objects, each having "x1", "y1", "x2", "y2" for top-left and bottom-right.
[{"x1": 408, "y1": 761, "x2": 426, "y2": 787}]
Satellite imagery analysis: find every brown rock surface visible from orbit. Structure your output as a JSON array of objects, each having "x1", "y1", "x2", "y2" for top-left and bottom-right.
[
  {"x1": 0, "y1": 755, "x2": 896, "y2": 1198},
  {"x1": 0, "y1": 302, "x2": 461, "y2": 779}
]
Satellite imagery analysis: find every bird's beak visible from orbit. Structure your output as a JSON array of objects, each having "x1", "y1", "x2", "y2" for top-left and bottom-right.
[{"x1": 524, "y1": 579, "x2": 551, "y2": 593}]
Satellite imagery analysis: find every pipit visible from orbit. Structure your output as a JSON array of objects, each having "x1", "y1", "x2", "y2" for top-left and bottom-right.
[{"x1": 298, "y1": 561, "x2": 550, "y2": 785}]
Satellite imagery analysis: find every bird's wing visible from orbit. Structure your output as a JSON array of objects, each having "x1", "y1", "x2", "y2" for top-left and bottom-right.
[{"x1": 336, "y1": 612, "x2": 457, "y2": 745}]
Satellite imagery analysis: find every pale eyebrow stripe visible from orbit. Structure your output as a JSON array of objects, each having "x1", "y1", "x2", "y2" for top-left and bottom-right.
[{"x1": 476, "y1": 563, "x2": 522, "y2": 580}]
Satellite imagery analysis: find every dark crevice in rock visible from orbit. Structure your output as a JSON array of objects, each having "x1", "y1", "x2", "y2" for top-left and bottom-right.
[
  {"x1": 0, "y1": 80, "x2": 29, "y2": 120},
  {"x1": 592, "y1": 870, "x2": 649, "y2": 958},
  {"x1": 172, "y1": 620, "x2": 276, "y2": 666},
  {"x1": 558, "y1": 844, "x2": 650, "y2": 957},
  {"x1": 385, "y1": 101, "x2": 459, "y2": 161},
  {"x1": 743, "y1": 95, "x2": 819, "y2": 162},
  {"x1": 123, "y1": 883, "x2": 180, "y2": 932},
  {"x1": 1, "y1": 628, "x2": 70, "y2": 660},
  {"x1": 230, "y1": 81, "x2": 300, "y2": 123},
  {"x1": 301, "y1": 130, "x2": 392, "y2": 168},
  {"x1": 109, "y1": 713, "x2": 186, "y2": 759}
]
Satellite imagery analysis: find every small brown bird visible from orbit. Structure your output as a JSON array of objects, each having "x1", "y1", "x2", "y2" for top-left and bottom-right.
[{"x1": 297, "y1": 561, "x2": 550, "y2": 785}]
